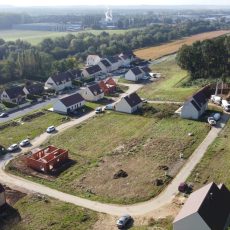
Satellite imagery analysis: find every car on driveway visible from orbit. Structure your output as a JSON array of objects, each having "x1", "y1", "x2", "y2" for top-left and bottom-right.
[
  {"x1": 0, "y1": 113, "x2": 9, "y2": 118},
  {"x1": 19, "y1": 139, "x2": 30, "y2": 147},
  {"x1": 46, "y1": 126, "x2": 56, "y2": 133},
  {"x1": 116, "y1": 214, "x2": 132, "y2": 229},
  {"x1": 208, "y1": 117, "x2": 216, "y2": 126},
  {"x1": 95, "y1": 107, "x2": 103, "y2": 114},
  {"x1": 7, "y1": 144, "x2": 19, "y2": 152}
]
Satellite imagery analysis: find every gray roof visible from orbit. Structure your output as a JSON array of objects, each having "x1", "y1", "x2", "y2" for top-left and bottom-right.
[
  {"x1": 100, "y1": 59, "x2": 111, "y2": 67},
  {"x1": 124, "y1": 93, "x2": 142, "y2": 107},
  {"x1": 5, "y1": 86, "x2": 25, "y2": 99},
  {"x1": 51, "y1": 72, "x2": 72, "y2": 84},
  {"x1": 88, "y1": 83, "x2": 103, "y2": 96},
  {"x1": 106, "y1": 56, "x2": 120, "y2": 64},
  {"x1": 25, "y1": 84, "x2": 44, "y2": 95},
  {"x1": 85, "y1": 65, "x2": 102, "y2": 75},
  {"x1": 130, "y1": 67, "x2": 142, "y2": 76},
  {"x1": 60, "y1": 93, "x2": 84, "y2": 107},
  {"x1": 174, "y1": 182, "x2": 230, "y2": 230}
]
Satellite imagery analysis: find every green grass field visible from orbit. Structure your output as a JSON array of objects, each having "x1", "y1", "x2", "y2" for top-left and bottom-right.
[
  {"x1": 8, "y1": 105, "x2": 210, "y2": 204},
  {"x1": 9, "y1": 195, "x2": 98, "y2": 230},
  {"x1": 138, "y1": 57, "x2": 198, "y2": 102},
  {"x1": 0, "y1": 109, "x2": 67, "y2": 148},
  {"x1": 0, "y1": 29, "x2": 130, "y2": 45},
  {"x1": 188, "y1": 118, "x2": 230, "y2": 191}
]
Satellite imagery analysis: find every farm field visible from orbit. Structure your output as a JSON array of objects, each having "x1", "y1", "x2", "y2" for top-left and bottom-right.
[
  {"x1": 0, "y1": 109, "x2": 67, "y2": 148},
  {"x1": 134, "y1": 30, "x2": 230, "y2": 60},
  {"x1": 0, "y1": 29, "x2": 130, "y2": 45},
  {"x1": 6, "y1": 194, "x2": 98, "y2": 230},
  {"x1": 188, "y1": 118, "x2": 230, "y2": 191},
  {"x1": 8, "y1": 104, "x2": 210, "y2": 204},
  {"x1": 138, "y1": 56, "x2": 198, "y2": 101}
]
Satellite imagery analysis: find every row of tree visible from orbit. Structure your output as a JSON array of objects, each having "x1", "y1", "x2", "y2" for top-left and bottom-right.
[
  {"x1": 176, "y1": 35, "x2": 230, "y2": 80},
  {"x1": 0, "y1": 20, "x2": 228, "y2": 84}
]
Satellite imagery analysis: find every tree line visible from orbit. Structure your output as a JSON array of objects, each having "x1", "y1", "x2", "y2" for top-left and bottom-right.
[
  {"x1": 176, "y1": 35, "x2": 230, "y2": 81},
  {"x1": 0, "y1": 20, "x2": 228, "y2": 84}
]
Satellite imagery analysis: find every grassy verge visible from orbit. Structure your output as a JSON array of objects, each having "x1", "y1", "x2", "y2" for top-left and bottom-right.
[
  {"x1": 0, "y1": 109, "x2": 67, "y2": 147},
  {"x1": 7, "y1": 104, "x2": 210, "y2": 204},
  {"x1": 138, "y1": 57, "x2": 198, "y2": 101},
  {"x1": 9, "y1": 195, "x2": 98, "y2": 230},
  {"x1": 188, "y1": 118, "x2": 230, "y2": 191}
]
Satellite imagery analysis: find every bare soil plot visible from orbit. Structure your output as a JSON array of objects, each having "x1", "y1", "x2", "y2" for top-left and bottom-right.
[
  {"x1": 134, "y1": 30, "x2": 230, "y2": 60},
  {"x1": 8, "y1": 104, "x2": 210, "y2": 204}
]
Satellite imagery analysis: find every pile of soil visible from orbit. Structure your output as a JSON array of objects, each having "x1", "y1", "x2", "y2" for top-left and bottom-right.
[
  {"x1": 21, "y1": 111, "x2": 46, "y2": 122},
  {"x1": 113, "y1": 169, "x2": 128, "y2": 179}
]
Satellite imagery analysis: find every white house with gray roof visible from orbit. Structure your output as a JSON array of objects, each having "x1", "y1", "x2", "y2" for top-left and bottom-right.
[
  {"x1": 115, "y1": 92, "x2": 143, "y2": 114},
  {"x1": 125, "y1": 67, "x2": 145, "y2": 82},
  {"x1": 173, "y1": 182, "x2": 230, "y2": 230},
  {"x1": 53, "y1": 93, "x2": 85, "y2": 114},
  {"x1": 98, "y1": 59, "x2": 112, "y2": 73},
  {"x1": 81, "y1": 83, "x2": 104, "y2": 102}
]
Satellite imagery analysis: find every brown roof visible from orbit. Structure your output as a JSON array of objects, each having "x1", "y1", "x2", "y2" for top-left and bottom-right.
[
  {"x1": 124, "y1": 93, "x2": 142, "y2": 107},
  {"x1": 174, "y1": 182, "x2": 230, "y2": 230},
  {"x1": 60, "y1": 93, "x2": 84, "y2": 107}
]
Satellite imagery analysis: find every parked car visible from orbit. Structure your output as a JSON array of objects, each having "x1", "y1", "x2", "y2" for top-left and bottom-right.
[
  {"x1": 46, "y1": 126, "x2": 56, "y2": 133},
  {"x1": 0, "y1": 113, "x2": 9, "y2": 118},
  {"x1": 222, "y1": 100, "x2": 230, "y2": 112},
  {"x1": 105, "y1": 104, "x2": 114, "y2": 110},
  {"x1": 211, "y1": 95, "x2": 222, "y2": 105},
  {"x1": 208, "y1": 117, "x2": 216, "y2": 126},
  {"x1": 19, "y1": 139, "x2": 30, "y2": 147},
  {"x1": 213, "y1": 113, "x2": 221, "y2": 121},
  {"x1": 95, "y1": 107, "x2": 103, "y2": 114},
  {"x1": 7, "y1": 144, "x2": 19, "y2": 152},
  {"x1": 116, "y1": 214, "x2": 132, "y2": 229}
]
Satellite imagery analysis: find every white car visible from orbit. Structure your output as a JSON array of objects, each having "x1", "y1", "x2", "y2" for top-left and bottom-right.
[
  {"x1": 46, "y1": 126, "x2": 56, "y2": 133},
  {"x1": 19, "y1": 139, "x2": 30, "y2": 147},
  {"x1": 211, "y1": 95, "x2": 222, "y2": 105},
  {"x1": 222, "y1": 100, "x2": 230, "y2": 112},
  {"x1": 208, "y1": 117, "x2": 216, "y2": 126},
  {"x1": 7, "y1": 144, "x2": 19, "y2": 152}
]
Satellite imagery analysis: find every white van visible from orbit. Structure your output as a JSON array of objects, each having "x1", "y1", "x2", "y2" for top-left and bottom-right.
[
  {"x1": 211, "y1": 95, "x2": 222, "y2": 105},
  {"x1": 222, "y1": 100, "x2": 230, "y2": 111}
]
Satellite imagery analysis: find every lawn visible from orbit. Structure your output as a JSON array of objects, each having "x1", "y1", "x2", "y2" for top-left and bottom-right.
[
  {"x1": 134, "y1": 30, "x2": 230, "y2": 60},
  {"x1": 0, "y1": 109, "x2": 67, "y2": 148},
  {"x1": 188, "y1": 118, "x2": 230, "y2": 191},
  {"x1": 8, "y1": 104, "x2": 210, "y2": 204},
  {"x1": 9, "y1": 195, "x2": 98, "y2": 230},
  {"x1": 138, "y1": 57, "x2": 198, "y2": 102},
  {"x1": 0, "y1": 29, "x2": 130, "y2": 45}
]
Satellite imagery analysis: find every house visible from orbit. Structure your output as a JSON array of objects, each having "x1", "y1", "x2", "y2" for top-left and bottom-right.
[
  {"x1": 27, "y1": 146, "x2": 69, "y2": 173},
  {"x1": 115, "y1": 92, "x2": 143, "y2": 114},
  {"x1": 81, "y1": 65, "x2": 103, "y2": 78},
  {"x1": 1, "y1": 86, "x2": 26, "y2": 104},
  {"x1": 119, "y1": 51, "x2": 136, "y2": 66},
  {"x1": 141, "y1": 66, "x2": 151, "y2": 75},
  {"x1": 99, "y1": 77, "x2": 117, "y2": 95},
  {"x1": 98, "y1": 59, "x2": 112, "y2": 73},
  {"x1": 45, "y1": 72, "x2": 72, "y2": 92},
  {"x1": 181, "y1": 87, "x2": 210, "y2": 120},
  {"x1": 81, "y1": 83, "x2": 104, "y2": 101},
  {"x1": 86, "y1": 55, "x2": 101, "y2": 66},
  {"x1": 125, "y1": 67, "x2": 145, "y2": 81},
  {"x1": 0, "y1": 184, "x2": 6, "y2": 207},
  {"x1": 173, "y1": 182, "x2": 230, "y2": 230},
  {"x1": 53, "y1": 92, "x2": 85, "y2": 114},
  {"x1": 23, "y1": 83, "x2": 44, "y2": 96},
  {"x1": 106, "y1": 56, "x2": 122, "y2": 71}
]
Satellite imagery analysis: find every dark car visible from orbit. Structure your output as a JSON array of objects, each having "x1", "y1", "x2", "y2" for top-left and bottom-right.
[
  {"x1": 116, "y1": 214, "x2": 132, "y2": 229},
  {"x1": 0, "y1": 113, "x2": 9, "y2": 118}
]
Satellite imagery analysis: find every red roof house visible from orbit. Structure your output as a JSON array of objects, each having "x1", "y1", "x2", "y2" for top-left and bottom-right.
[{"x1": 99, "y1": 77, "x2": 116, "y2": 95}]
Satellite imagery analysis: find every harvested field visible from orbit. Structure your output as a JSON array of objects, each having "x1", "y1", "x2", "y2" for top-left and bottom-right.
[
  {"x1": 8, "y1": 104, "x2": 210, "y2": 204},
  {"x1": 134, "y1": 30, "x2": 230, "y2": 60}
]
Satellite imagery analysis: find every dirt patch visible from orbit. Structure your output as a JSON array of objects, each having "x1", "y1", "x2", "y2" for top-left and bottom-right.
[{"x1": 21, "y1": 111, "x2": 46, "y2": 122}]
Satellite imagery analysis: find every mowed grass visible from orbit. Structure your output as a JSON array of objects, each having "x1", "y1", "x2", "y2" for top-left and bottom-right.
[
  {"x1": 134, "y1": 30, "x2": 230, "y2": 60},
  {"x1": 8, "y1": 106, "x2": 210, "y2": 204},
  {"x1": 0, "y1": 29, "x2": 130, "y2": 45},
  {"x1": 0, "y1": 110, "x2": 66, "y2": 148},
  {"x1": 188, "y1": 118, "x2": 230, "y2": 191},
  {"x1": 10, "y1": 195, "x2": 97, "y2": 230},
  {"x1": 138, "y1": 57, "x2": 198, "y2": 101}
]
